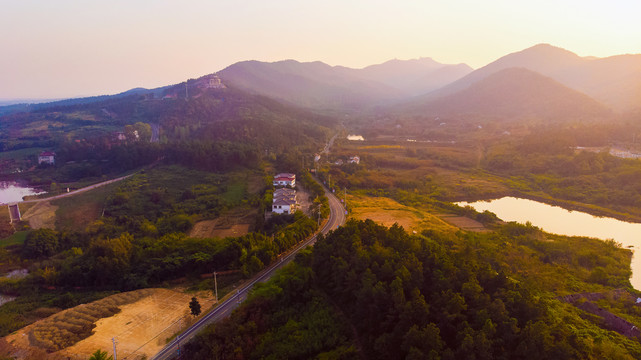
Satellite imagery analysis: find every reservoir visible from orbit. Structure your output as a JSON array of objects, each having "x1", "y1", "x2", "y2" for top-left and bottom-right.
[
  {"x1": 457, "y1": 197, "x2": 641, "y2": 290},
  {"x1": 0, "y1": 181, "x2": 45, "y2": 204}
]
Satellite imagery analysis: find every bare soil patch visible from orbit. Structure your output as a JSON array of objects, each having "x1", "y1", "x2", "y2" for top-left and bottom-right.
[
  {"x1": 296, "y1": 185, "x2": 314, "y2": 216},
  {"x1": 21, "y1": 201, "x2": 57, "y2": 229},
  {"x1": 190, "y1": 208, "x2": 255, "y2": 238},
  {"x1": 3, "y1": 288, "x2": 215, "y2": 360},
  {"x1": 191, "y1": 220, "x2": 252, "y2": 238}
]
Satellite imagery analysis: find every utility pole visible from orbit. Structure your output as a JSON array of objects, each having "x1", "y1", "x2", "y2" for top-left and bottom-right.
[
  {"x1": 185, "y1": 81, "x2": 188, "y2": 99},
  {"x1": 214, "y1": 271, "x2": 218, "y2": 302},
  {"x1": 112, "y1": 337, "x2": 118, "y2": 360},
  {"x1": 344, "y1": 187, "x2": 347, "y2": 211},
  {"x1": 318, "y1": 204, "x2": 321, "y2": 226}
]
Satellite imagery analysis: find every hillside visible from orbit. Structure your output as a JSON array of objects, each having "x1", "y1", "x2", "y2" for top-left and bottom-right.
[
  {"x1": 218, "y1": 58, "x2": 473, "y2": 111},
  {"x1": 218, "y1": 60, "x2": 406, "y2": 111},
  {"x1": 349, "y1": 58, "x2": 472, "y2": 95},
  {"x1": 402, "y1": 67, "x2": 611, "y2": 122},
  {"x1": 428, "y1": 44, "x2": 641, "y2": 112}
]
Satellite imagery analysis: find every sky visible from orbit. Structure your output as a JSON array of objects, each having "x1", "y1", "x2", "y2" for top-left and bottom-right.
[{"x1": 1, "y1": 0, "x2": 640, "y2": 100}]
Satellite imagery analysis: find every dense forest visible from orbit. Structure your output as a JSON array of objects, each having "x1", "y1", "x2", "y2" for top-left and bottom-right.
[{"x1": 185, "y1": 220, "x2": 641, "y2": 359}]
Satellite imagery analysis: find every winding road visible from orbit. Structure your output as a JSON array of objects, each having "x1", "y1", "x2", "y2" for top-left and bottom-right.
[{"x1": 149, "y1": 179, "x2": 346, "y2": 360}]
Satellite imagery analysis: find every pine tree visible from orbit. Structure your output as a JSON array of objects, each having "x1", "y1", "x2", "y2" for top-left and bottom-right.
[{"x1": 189, "y1": 297, "x2": 201, "y2": 317}]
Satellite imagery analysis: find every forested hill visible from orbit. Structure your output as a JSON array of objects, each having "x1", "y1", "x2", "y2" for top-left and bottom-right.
[
  {"x1": 0, "y1": 83, "x2": 335, "y2": 182},
  {"x1": 185, "y1": 219, "x2": 640, "y2": 359},
  {"x1": 0, "y1": 84, "x2": 335, "y2": 154}
]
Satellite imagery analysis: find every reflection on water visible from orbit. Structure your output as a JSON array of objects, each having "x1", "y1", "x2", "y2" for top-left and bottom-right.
[
  {"x1": 347, "y1": 135, "x2": 364, "y2": 141},
  {"x1": 0, "y1": 181, "x2": 45, "y2": 204},
  {"x1": 457, "y1": 197, "x2": 641, "y2": 290}
]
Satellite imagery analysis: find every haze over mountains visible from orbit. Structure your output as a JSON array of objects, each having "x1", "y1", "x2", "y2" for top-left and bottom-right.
[
  {"x1": 217, "y1": 58, "x2": 472, "y2": 111},
  {"x1": 2, "y1": 43, "x2": 640, "y2": 123},
  {"x1": 404, "y1": 67, "x2": 612, "y2": 121},
  {"x1": 427, "y1": 44, "x2": 641, "y2": 113}
]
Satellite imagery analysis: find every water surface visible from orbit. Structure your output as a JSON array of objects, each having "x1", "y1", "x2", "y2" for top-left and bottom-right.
[
  {"x1": 347, "y1": 135, "x2": 364, "y2": 141},
  {"x1": 457, "y1": 197, "x2": 641, "y2": 290},
  {"x1": 0, "y1": 181, "x2": 45, "y2": 204}
]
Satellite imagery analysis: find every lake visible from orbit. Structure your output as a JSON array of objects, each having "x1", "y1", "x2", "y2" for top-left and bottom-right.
[
  {"x1": 0, "y1": 181, "x2": 45, "y2": 204},
  {"x1": 457, "y1": 197, "x2": 641, "y2": 290},
  {"x1": 347, "y1": 135, "x2": 364, "y2": 141}
]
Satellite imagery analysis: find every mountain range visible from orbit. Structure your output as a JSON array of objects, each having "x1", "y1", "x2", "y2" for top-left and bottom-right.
[
  {"x1": 427, "y1": 43, "x2": 641, "y2": 113},
  {"x1": 2, "y1": 43, "x2": 640, "y2": 123},
  {"x1": 217, "y1": 44, "x2": 641, "y2": 120}
]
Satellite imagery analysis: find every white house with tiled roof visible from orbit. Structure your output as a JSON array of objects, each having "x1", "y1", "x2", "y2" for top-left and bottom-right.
[
  {"x1": 273, "y1": 173, "x2": 296, "y2": 187},
  {"x1": 38, "y1": 151, "x2": 56, "y2": 165},
  {"x1": 272, "y1": 197, "x2": 297, "y2": 214},
  {"x1": 272, "y1": 187, "x2": 298, "y2": 214}
]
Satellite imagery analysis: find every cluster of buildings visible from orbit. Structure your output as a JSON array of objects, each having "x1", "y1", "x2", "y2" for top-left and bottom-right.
[
  {"x1": 272, "y1": 173, "x2": 298, "y2": 214},
  {"x1": 334, "y1": 155, "x2": 360, "y2": 166}
]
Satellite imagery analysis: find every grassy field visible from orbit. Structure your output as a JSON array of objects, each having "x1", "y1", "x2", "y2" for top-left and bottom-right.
[
  {"x1": 0, "y1": 147, "x2": 47, "y2": 160},
  {"x1": 52, "y1": 182, "x2": 119, "y2": 232},
  {"x1": 0, "y1": 231, "x2": 27, "y2": 247}
]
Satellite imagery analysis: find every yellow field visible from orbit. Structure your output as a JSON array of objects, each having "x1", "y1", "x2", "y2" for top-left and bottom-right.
[
  {"x1": 5, "y1": 288, "x2": 216, "y2": 360},
  {"x1": 347, "y1": 194, "x2": 459, "y2": 234}
]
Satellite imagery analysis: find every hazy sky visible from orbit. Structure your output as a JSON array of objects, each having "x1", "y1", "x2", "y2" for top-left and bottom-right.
[{"x1": 1, "y1": 0, "x2": 639, "y2": 99}]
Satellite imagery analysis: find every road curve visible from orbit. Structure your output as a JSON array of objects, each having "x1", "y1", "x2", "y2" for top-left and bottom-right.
[{"x1": 149, "y1": 178, "x2": 345, "y2": 360}]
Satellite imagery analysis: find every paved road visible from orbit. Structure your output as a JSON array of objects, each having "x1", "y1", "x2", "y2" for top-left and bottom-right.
[
  {"x1": 0, "y1": 173, "x2": 135, "y2": 206},
  {"x1": 150, "y1": 180, "x2": 345, "y2": 360}
]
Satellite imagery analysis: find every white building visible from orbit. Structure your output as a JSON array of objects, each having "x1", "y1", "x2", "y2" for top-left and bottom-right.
[
  {"x1": 272, "y1": 187, "x2": 297, "y2": 214},
  {"x1": 272, "y1": 198, "x2": 297, "y2": 214},
  {"x1": 38, "y1": 151, "x2": 56, "y2": 165},
  {"x1": 273, "y1": 173, "x2": 296, "y2": 187}
]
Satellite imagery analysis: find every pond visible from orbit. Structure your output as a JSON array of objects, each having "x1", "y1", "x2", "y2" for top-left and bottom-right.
[
  {"x1": 347, "y1": 135, "x2": 364, "y2": 141},
  {"x1": 0, "y1": 181, "x2": 45, "y2": 204},
  {"x1": 457, "y1": 197, "x2": 641, "y2": 290}
]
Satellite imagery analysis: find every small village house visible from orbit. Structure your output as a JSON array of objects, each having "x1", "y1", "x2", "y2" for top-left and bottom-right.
[
  {"x1": 273, "y1": 173, "x2": 296, "y2": 187},
  {"x1": 272, "y1": 198, "x2": 297, "y2": 214},
  {"x1": 272, "y1": 186, "x2": 298, "y2": 214},
  {"x1": 38, "y1": 151, "x2": 56, "y2": 165}
]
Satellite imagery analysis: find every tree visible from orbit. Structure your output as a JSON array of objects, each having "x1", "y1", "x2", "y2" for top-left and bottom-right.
[
  {"x1": 88, "y1": 349, "x2": 113, "y2": 360},
  {"x1": 22, "y1": 228, "x2": 59, "y2": 258},
  {"x1": 190, "y1": 297, "x2": 201, "y2": 317}
]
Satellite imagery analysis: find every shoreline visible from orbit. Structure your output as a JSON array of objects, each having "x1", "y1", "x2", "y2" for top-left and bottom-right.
[{"x1": 453, "y1": 190, "x2": 641, "y2": 225}]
